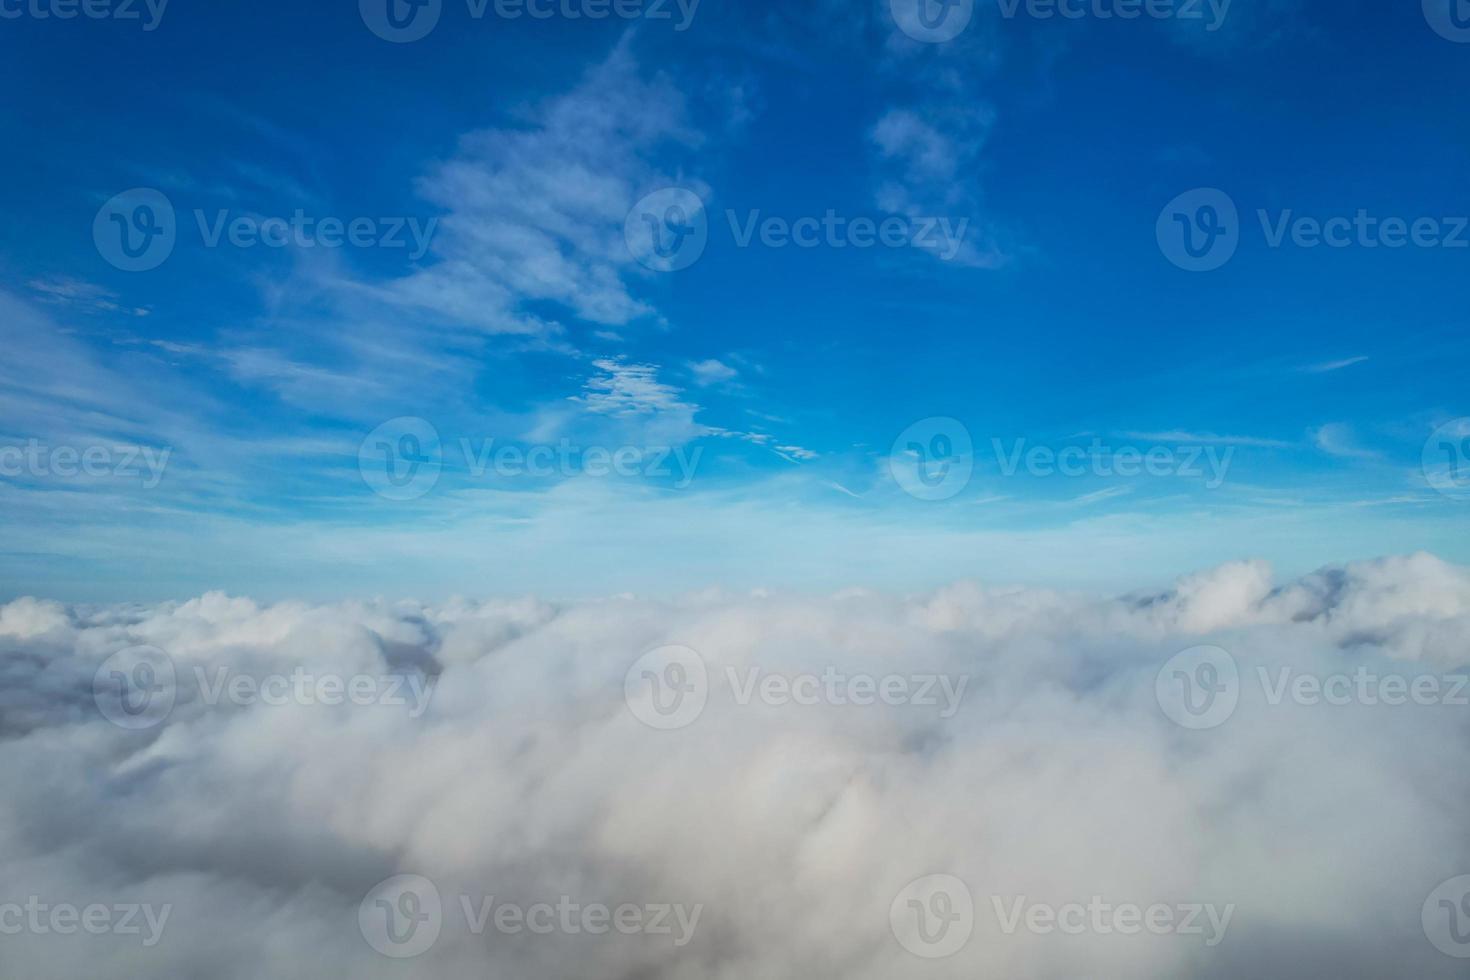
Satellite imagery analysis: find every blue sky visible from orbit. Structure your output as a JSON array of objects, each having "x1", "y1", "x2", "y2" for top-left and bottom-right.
[{"x1": 1, "y1": 0, "x2": 1467, "y2": 601}]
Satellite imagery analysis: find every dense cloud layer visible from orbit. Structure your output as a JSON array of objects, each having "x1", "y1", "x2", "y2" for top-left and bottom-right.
[{"x1": 2, "y1": 553, "x2": 1468, "y2": 977}]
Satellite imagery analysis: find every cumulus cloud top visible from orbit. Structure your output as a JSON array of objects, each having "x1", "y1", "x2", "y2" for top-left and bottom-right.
[{"x1": 1, "y1": 553, "x2": 1468, "y2": 977}]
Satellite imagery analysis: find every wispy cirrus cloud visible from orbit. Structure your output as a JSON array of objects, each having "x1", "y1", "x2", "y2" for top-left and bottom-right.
[
  {"x1": 1119, "y1": 430, "x2": 1295, "y2": 449},
  {"x1": 1069, "y1": 484, "x2": 1134, "y2": 505},
  {"x1": 575, "y1": 358, "x2": 701, "y2": 419},
  {"x1": 27, "y1": 277, "x2": 149, "y2": 316},
  {"x1": 570, "y1": 358, "x2": 817, "y2": 462},
  {"x1": 867, "y1": 1, "x2": 1013, "y2": 269},
  {"x1": 1314, "y1": 422, "x2": 1380, "y2": 460},
  {"x1": 369, "y1": 37, "x2": 701, "y2": 337},
  {"x1": 867, "y1": 105, "x2": 1006, "y2": 268},
  {"x1": 1303, "y1": 355, "x2": 1369, "y2": 374}
]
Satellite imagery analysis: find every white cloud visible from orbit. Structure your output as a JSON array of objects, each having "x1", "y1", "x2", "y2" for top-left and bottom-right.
[
  {"x1": 1314, "y1": 422, "x2": 1379, "y2": 460},
  {"x1": 1070, "y1": 484, "x2": 1133, "y2": 505},
  {"x1": 367, "y1": 37, "x2": 700, "y2": 335},
  {"x1": 773, "y1": 444, "x2": 818, "y2": 462},
  {"x1": 575, "y1": 358, "x2": 700, "y2": 419},
  {"x1": 870, "y1": 108, "x2": 969, "y2": 186},
  {"x1": 1120, "y1": 430, "x2": 1295, "y2": 449},
  {"x1": 868, "y1": 105, "x2": 1006, "y2": 268},
  {"x1": 1303, "y1": 356, "x2": 1369, "y2": 374},
  {"x1": 27, "y1": 277, "x2": 148, "y2": 316},
  {"x1": 689, "y1": 358, "x2": 739, "y2": 386},
  {"x1": 1, "y1": 554, "x2": 1468, "y2": 976},
  {"x1": 570, "y1": 357, "x2": 711, "y2": 447},
  {"x1": 568, "y1": 360, "x2": 813, "y2": 460}
]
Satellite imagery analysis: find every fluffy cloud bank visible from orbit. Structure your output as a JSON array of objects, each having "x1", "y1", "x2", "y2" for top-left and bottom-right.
[{"x1": 1, "y1": 553, "x2": 1468, "y2": 977}]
